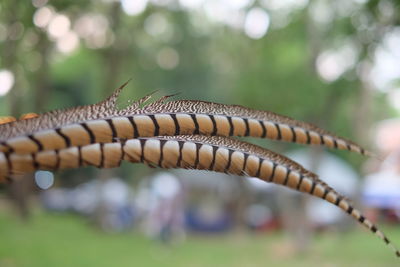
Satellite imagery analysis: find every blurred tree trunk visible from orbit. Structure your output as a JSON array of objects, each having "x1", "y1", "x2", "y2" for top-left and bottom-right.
[
  {"x1": 352, "y1": 3, "x2": 395, "y2": 153},
  {"x1": 231, "y1": 176, "x2": 251, "y2": 230},
  {"x1": 2, "y1": 1, "x2": 34, "y2": 221},
  {"x1": 8, "y1": 175, "x2": 35, "y2": 220},
  {"x1": 92, "y1": 2, "x2": 124, "y2": 226},
  {"x1": 34, "y1": 33, "x2": 51, "y2": 110},
  {"x1": 277, "y1": 2, "x2": 349, "y2": 253},
  {"x1": 2, "y1": 3, "x2": 52, "y2": 221},
  {"x1": 276, "y1": 2, "x2": 322, "y2": 253},
  {"x1": 102, "y1": 1, "x2": 123, "y2": 97},
  {"x1": 3, "y1": 1, "x2": 22, "y2": 116},
  {"x1": 354, "y1": 77, "x2": 373, "y2": 149}
]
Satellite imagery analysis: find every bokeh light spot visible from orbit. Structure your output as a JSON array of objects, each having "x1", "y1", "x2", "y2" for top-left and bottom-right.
[
  {"x1": 35, "y1": 171, "x2": 54, "y2": 190},
  {"x1": 48, "y1": 14, "x2": 71, "y2": 39},
  {"x1": 244, "y1": 8, "x2": 270, "y2": 39},
  {"x1": 56, "y1": 31, "x2": 79, "y2": 54},
  {"x1": 121, "y1": 0, "x2": 148, "y2": 16},
  {"x1": 32, "y1": 0, "x2": 48, "y2": 8},
  {"x1": 33, "y1": 6, "x2": 53, "y2": 28},
  {"x1": 157, "y1": 47, "x2": 179, "y2": 70},
  {"x1": 144, "y1": 13, "x2": 168, "y2": 37},
  {"x1": 0, "y1": 70, "x2": 15, "y2": 96}
]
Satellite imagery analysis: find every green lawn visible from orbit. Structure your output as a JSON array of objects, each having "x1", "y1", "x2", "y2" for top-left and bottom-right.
[{"x1": 0, "y1": 211, "x2": 399, "y2": 267}]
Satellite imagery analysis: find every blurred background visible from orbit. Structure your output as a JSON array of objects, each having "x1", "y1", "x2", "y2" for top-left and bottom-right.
[{"x1": 1, "y1": 0, "x2": 400, "y2": 266}]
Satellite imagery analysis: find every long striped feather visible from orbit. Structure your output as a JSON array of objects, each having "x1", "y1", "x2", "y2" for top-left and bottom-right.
[
  {"x1": 0, "y1": 135, "x2": 397, "y2": 256},
  {"x1": 0, "y1": 86, "x2": 371, "y2": 155}
]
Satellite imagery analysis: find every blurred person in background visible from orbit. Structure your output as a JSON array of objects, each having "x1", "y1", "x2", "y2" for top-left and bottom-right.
[
  {"x1": 362, "y1": 119, "x2": 400, "y2": 223},
  {"x1": 136, "y1": 172, "x2": 185, "y2": 244},
  {"x1": 41, "y1": 176, "x2": 137, "y2": 232}
]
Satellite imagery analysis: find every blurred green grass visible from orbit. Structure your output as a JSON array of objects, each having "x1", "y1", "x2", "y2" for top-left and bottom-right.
[{"x1": 0, "y1": 211, "x2": 399, "y2": 267}]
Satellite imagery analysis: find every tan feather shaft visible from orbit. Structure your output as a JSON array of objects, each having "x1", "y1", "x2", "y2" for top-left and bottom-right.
[
  {"x1": 0, "y1": 113, "x2": 368, "y2": 156},
  {"x1": 0, "y1": 135, "x2": 396, "y2": 256}
]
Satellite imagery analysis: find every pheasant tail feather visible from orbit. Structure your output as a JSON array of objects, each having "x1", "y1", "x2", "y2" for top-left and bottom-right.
[
  {"x1": 0, "y1": 135, "x2": 396, "y2": 257},
  {"x1": 0, "y1": 85, "x2": 372, "y2": 156}
]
